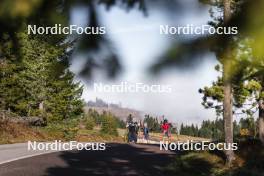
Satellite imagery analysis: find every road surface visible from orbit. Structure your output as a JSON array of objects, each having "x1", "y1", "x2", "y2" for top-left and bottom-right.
[
  {"x1": 0, "y1": 143, "x2": 58, "y2": 165},
  {"x1": 0, "y1": 143, "x2": 176, "y2": 176}
]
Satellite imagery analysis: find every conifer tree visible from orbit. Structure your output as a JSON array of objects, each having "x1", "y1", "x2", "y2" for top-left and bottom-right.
[{"x1": 0, "y1": 32, "x2": 84, "y2": 122}]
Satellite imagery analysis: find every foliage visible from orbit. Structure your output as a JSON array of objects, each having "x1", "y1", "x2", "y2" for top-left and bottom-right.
[
  {"x1": 85, "y1": 109, "x2": 121, "y2": 136},
  {"x1": 115, "y1": 118, "x2": 126, "y2": 129},
  {"x1": 0, "y1": 119, "x2": 46, "y2": 144},
  {"x1": 166, "y1": 139, "x2": 264, "y2": 176},
  {"x1": 100, "y1": 112, "x2": 118, "y2": 136},
  {"x1": 200, "y1": 66, "x2": 263, "y2": 117},
  {"x1": 166, "y1": 151, "x2": 226, "y2": 176},
  {"x1": 180, "y1": 124, "x2": 199, "y2": 137},
  {"x1": 85, "y1": 117, "x2": 96, "y2": 130},
  {"x1": 0, "y1": 0, "x2": 148, "y2": 123},
  {"x1": 86, "y1": 109, "x2": 102, "y2": 125},
  {"x1": 143, "y1": 114, "x2": 161, "y2": 132},
  {"x1": 85, "y1": 108, "x2": 125, "y2": 129},
  {"x1": 239, "y1": 117, "x2": 256, "y2": 137},
  {"x1": 44, "y1": 118, "x2": 80, "y2": 140},
  {"x1": 0, "y1": 0, "x2": 148, "y2": 79},
  {"x1": 180, "y1": 118, "x2": 257, "y2": 141},
  {"x1": 0, "y1": 31, "x2": 84, "y2": 123}
]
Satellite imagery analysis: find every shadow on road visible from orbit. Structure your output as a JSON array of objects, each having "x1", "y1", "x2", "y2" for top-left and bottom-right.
[{"x1": 44, "y1": 143, "x2": 175, "y2": 176}]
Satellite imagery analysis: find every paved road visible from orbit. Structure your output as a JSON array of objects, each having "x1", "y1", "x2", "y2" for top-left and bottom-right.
[
  {"x1": 0, "y1": 143, "x2": 58, "y2": 165},
  {"x1": 0, "y1": 143, "x2": 176, "y2": 176}
]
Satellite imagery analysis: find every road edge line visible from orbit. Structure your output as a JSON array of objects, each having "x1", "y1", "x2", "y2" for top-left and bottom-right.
[{"x1": 0, "y1": 150, "x2": 60, "y2": 165}]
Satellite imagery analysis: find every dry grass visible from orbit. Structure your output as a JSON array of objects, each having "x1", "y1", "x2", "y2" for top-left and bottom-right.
[
  {"x1": 0, "y1": 120, "x2": 209, "y2": 145},
  {"x1": 76, "y1": 128, "x2": 124, "y2": 143},
  {"x1": 150, "y1": 132, "x2": 210, "y2": 142},
  {"x1": 0, "y1": 120, "x2": 46, "y2": 144},
  {"x1": 165, "y1": 139, "x2": 264, "y2": 176},
  {"x1": 118, "y1": 128, "x2": 210, "y2": 142},
  {"x1": 165, "y1": 151, "x2": 227, "y2": 176},
  {"x1": 0, "y1": 121, "x2": 125, "y2": 144}
]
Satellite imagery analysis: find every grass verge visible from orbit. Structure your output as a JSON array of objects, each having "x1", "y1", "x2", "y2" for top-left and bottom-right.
[
  {"x1": 164, "y1": 139, "x2": 264, "y2": 176},
  {"x1": 0, "y1": 120, "x2": 124, "y2": 144}
]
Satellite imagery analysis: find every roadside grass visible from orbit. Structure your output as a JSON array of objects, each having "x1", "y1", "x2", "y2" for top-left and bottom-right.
[
  {"x1": 231, "y1": 139, "x2": 264, "y2": 176},
  {"x1": 150, "y1": 132, "x2": 210, "y2": 142},
  {"x1": 2, "y1": 120, "x2": 263, "y2": 175},
  {"x1": 77, "y1": 128, "x2": 124, "y2": 143},
  {"x1": 0, "y1": 120, "x2": 125, "y2": 144},
  {"x1": 165, "y1": 139, "x2": 264, "y2": 176},
  {"x1": 0, "y1": 119, "x2": 209, "y2": 144},
  {"x1": 117, "y1": 128, "x2": 210, "y2": 142},
  {"x1": 0, "y1": 120, "x2": 46, "y2": 144},
  {"x1": 165, "y1": 151, "x2": 227, "y2": 176}
]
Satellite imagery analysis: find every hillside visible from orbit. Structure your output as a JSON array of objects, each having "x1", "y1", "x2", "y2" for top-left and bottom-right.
[
  {"x1": 85, "y1": 98, "x2": 143, "y2": 121},
  {"x1": 84, "y1": 106, "x2": 143, "y2": 121}
]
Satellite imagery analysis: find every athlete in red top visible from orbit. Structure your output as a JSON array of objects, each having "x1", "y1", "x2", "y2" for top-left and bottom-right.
[
  {"x1": 161, "y1": 122, "x2": 169, "y2": 132},
  {"x1": 161, "y1": 119, "x2": 171, "y2": 142}
]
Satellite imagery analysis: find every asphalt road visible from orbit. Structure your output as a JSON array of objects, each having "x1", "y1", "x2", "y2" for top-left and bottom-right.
[
  {"x1": 0, "y1": 143, "x2": 59, "y2": 165},
  {"x1": 0, "y1": 143, "x2": 176, "y2": 176}
]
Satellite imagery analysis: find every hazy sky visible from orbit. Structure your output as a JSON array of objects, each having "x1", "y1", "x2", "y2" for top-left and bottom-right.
[{"x1": 70, "y1": 2, "x2": 220, "y2": 125}]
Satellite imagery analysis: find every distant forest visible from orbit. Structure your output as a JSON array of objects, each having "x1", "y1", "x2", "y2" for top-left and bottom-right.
[
  {"x1": 180, "y1": 117, "x2": 257, "y2": 141},
  {"x1": 87, "y1": 98, "x2": 121, "y2": 108}
]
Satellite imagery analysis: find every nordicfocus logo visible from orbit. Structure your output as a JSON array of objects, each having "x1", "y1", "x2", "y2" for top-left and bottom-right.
[
  {"x1": 160, "y1": 24, "x2": 238, "y2": 35},
  {"x1": 160, "y1": 140, "x2": 238, "y2": 151},
  {"x1": 93, "y1": 82, "x2": 172, "y2": 93},
  {"x1": 28, "y1": 141, "x2": 106, "y2": 151},
  {"x1": 27, "y1": 24, "x2": 106, "y2": 35}
]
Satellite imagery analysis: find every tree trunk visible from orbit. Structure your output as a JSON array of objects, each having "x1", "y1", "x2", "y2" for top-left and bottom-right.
[
  {"x1": 259, "y1": 100, "x2": 264, "y2": 145},
  {"x1": 39, "y1": 101, "x2": 44, "y2": 111},
  {"x1": 223, "y1": 75, "x2": 235, "y2": 164},
  {"x1": 39, "y1": 101, "x2": 44, "y2": 117},
  {"x1": 223, "y1": 0, "x2": 235, "y2": 165}
]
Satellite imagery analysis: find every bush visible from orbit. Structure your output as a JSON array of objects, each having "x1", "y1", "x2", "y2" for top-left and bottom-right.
[
  {"x1": 44, "y1": 118, "x2": 80, "y2": 141},
  {"x1": 115, "y1": 118, "x2": 126, "y2": 129},
  {"x1": 86, "y1": 109, "x2": 102, "y2": 125},
  {"x1": 85, "y1": 117, "x2": 95, "y2": 130},
  {"x1": 100, "y1": 114, "x2": 118, "y2": 136},
  {"x1": 166, "y1": 151, "x2": 226, "y2": 176}
]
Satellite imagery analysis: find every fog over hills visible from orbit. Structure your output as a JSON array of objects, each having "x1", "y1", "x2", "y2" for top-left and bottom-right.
[{"x1": 85, "y1": 98, "x2": 143, "y2": 121}]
